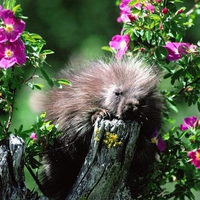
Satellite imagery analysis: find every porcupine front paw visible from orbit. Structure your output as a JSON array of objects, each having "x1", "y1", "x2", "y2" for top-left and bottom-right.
[{"x1": 91, "y1": 109, "x2": 111, "y2": 123}]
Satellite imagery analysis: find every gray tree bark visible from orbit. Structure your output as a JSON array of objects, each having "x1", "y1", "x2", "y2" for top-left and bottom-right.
[
  {"x1": 0, "y1": 134, "x2": 48, "y2": 200},
  {"x1": 66, "y1": 118, "x2": 140, "y2": 200},
  {"x1": 0, "y1": 118, "x2": 140, "y2": 200}
]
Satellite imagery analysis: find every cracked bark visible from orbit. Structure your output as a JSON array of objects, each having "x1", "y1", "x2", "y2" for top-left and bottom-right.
[
  {"x1": 66, "y1": 118, "x2": 140, "y2": 200},
  {"x1": 0, "y1": 118, "x2": 140, "y2": 200}
]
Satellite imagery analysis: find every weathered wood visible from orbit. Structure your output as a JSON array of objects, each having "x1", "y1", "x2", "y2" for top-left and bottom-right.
[
  {"x1": 66, "y1": 118, "x2": 140, "y2": 200},
  {"x1": 0, "y1": 118, "x2": 140, "y2": 200},
  {"x1": 0, "y1": 134, "x2": 48, "y2": 200}
]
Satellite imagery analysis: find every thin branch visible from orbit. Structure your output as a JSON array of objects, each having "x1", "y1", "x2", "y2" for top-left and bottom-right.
[
  {"x1": 171, "y1": 77, "x2": 200, "y2": 99},
  {"x1": 25, "y1": 163, "x2": 45, "y2": 194},
  {"x1": 186, "y1": 1, "x2": 199, "y2": 17}
]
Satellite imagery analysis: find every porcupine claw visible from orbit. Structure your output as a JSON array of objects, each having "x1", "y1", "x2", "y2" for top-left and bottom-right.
[{"x1": 91, "y1": 109, "x2": 111, "y2": 124}]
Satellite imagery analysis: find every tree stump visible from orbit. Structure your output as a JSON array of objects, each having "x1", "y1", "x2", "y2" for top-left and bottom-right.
[
  {"x1": 0, "y1": 118, "x2": 140, "y2": 200},
  {"x1": 0, "y1": 134, "x2": 48, "y2": 200},
  {"x1": 66, "y1": 118, "x2": 140, "y2": 200}
]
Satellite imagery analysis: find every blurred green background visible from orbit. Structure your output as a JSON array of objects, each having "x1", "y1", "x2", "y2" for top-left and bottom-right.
[{"x1": 0, "y1": 0, "x2": 200, "y2": 196}]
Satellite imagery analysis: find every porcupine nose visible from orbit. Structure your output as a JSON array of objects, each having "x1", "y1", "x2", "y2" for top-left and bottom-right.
[{"x1": 117, "y1": 99, "x2": 139, "y2": 120}]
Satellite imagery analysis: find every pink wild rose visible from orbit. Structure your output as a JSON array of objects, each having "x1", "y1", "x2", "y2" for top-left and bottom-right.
[
  {"x1": 188, "y1": 149, "x2": 200, "y2": 169},
  {"x1": 151, "y1": 128, "x2": 166, "y2": 151},
  {"x1": 180, "y1": 116, "x2": 198, "y2": 131},
  {"x1": 117, "y1": 0, "x2": 138, "y2": 23},
  {"x1": 119, "y1": 0, "x2": 131, "y2": 11},
  {"x1": 117, "y1": 9, "x2": 138, "y2": 23},
  {"x1": 134, "y1": 3, "x2": 154, "y2": 13},
  {"x1": 109, "y1": 34, "x2": 130, "y2": 59},
  {"x1": 144, "y1": 3, "x2": 155, "y2": 13},
  {"x1": 0, "y1": 39, "x2": 26, "y2": 69},
  {"x1": 0, "y1": 9, "x2": 25, "y2": 43},
  {"x1": 117, "y1": 1, "x2": 154, "y2": 23},
  {"x1": 164, "y1": 42, "x2": 197, "y2": 61}
]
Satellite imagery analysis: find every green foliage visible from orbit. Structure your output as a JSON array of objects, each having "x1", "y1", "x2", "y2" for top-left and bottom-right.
[
  {"x1": 15, "y1": 112, "x2": 62, "y2": 169},
  {"x1": 0, "y1": 0, "x2": 69, "y2": 188}
]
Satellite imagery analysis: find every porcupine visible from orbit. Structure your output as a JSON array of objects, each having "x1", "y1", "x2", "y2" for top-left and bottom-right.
[{"x1": 41, "y1": 57, "x2": 163, "y2": 200}]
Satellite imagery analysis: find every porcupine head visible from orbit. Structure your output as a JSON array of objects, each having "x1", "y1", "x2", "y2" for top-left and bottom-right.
[{"x1": 98, "y1": 58, "x2": 162, "y2": 130}]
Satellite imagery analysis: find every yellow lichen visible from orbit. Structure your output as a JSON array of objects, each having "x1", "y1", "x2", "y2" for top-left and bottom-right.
[
  {"x1": 94, "y1": 128, "x2": 100, "y2": 141},
  {"x1": 103, "y1": 132, "x2": 122, "y2": 148}
]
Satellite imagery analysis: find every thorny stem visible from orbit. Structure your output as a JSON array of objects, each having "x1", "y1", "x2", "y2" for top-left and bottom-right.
[
  {"x1": 3, "y1": 68, "x2": 16, "y2": 136},
  {"x1": 3, "y1": 95, "x2": 15, "y2": 135},
  {"x1": 171, "y1": 77, "x2": 200, "y2": 99},
  {"x1": 2, "y1": 67, "x2": 44, "y2": 135},
  {"x1": 23, "y1": 68, "x2": 48, "y2": 85},
  {"x1": 23, "y1": 68, "x2": 38, "y2": 84}
]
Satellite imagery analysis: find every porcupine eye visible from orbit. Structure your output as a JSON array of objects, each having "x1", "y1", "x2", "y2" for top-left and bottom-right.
[{"x1": 114, "y1": 89, "x2": 123, "y2": 96}]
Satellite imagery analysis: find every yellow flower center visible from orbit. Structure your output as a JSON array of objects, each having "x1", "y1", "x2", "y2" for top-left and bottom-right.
[
  {"x1": 5, "y1": 49, "x2": 14, "y2": 58},
  {"x1": 196, "y1": 151, "x2": 200, "y2": 161},
  {"x1": 5, "y1": 24, "x2": 14, "y2": 33},
  {"x1": 120, "y1": 40, "x2": 127, "y2": 49},
  {"x1": 151, "y1": 137, "x2": 157, "y2": 144}
]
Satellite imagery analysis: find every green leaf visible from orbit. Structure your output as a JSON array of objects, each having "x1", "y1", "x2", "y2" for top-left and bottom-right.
[
  {"x1": 171, "y1": 69, "x2": 185, "y2": 85},
  {"x1": 155, "y1": 46, "x2": 168, "y2": 60},
  {"x1": 187, "y1": 65, "x2": 197, "y2": 77},
  {"x1": 57, "y1": 79, "x2": 71, "y2": 86},
  {"x1": 13, "y1": 4, "x2": 22, "y2": 14},
  {"x1": 101, "y1": 46, "x2": 114, "y2": 53},
  {"x1": 145, "y1": 30, "x2": 152, "y2": 43},
  {"x1": 167, "y1": 99, "x2": 178, "y2": 113},
  {"x1": 33, "y1": 83, "x2": 44, "y2": 90},
  {"x1": 40, "y1": 68, "x2": 50, "y2": 81},
  {"x1": 41, "y1": 49, "x2": 54, "y2": 55},
  {"x1": 40, "y1": 68, "x2": 54, "y2": 87},
  {"x1": 131, "y1": 7, "x2": 140, "y2": 15},
  {"x1": 164, "y1": 73, "x2": 172, "y2": 79},
  {"x1": 150, "y1": 14, "x2": 161, "y2": 21},
  {"x1": 128, "y1": 0, "x2": 138, "y2": 6}
]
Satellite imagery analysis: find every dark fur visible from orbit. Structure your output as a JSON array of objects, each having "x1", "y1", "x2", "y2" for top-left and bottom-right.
[{"x1": 41, "y1": 58, "x2": 163, "y2": 200}]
